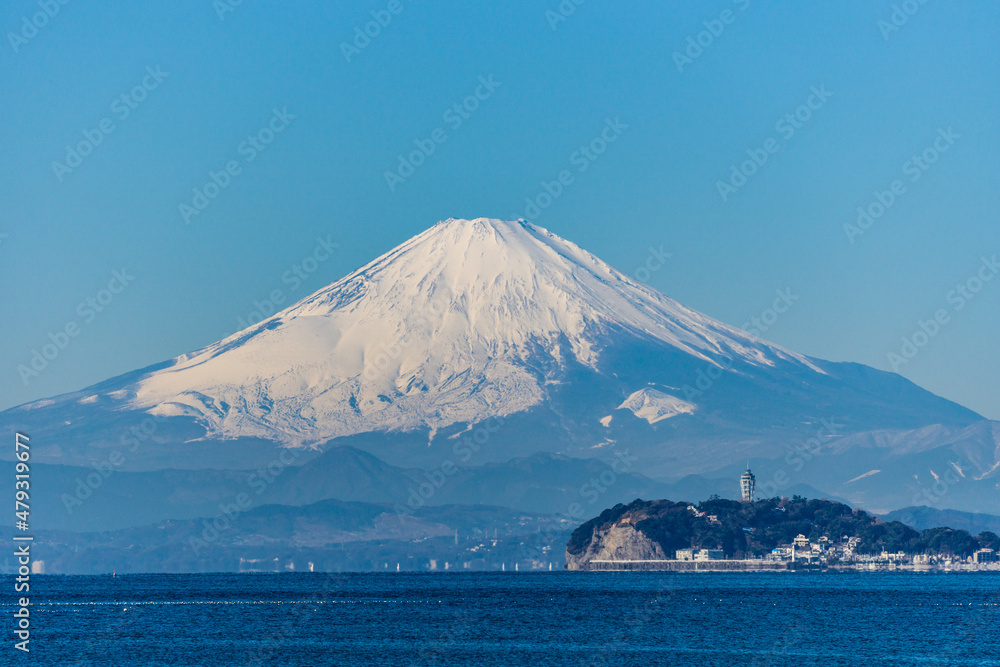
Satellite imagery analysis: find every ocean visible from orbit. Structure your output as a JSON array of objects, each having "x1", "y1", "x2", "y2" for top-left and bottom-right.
[{"x1": 5, "y1": 572, "x2": 999, "y2": 666}]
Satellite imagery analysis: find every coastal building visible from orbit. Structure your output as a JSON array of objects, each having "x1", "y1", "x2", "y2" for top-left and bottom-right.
[
  {"x1": 755, "y1": 533, "x2": 997, "y2": 570},
  {"x1": 974, "y1": 548, "x2": 997, "y2": 564},
  {"x1": 844, "y1": 537, "x2": 861, "y2": 557},
  {"x1": 769, "y1": 547, "x2": 792, "y2": 561},
  {"x1": 676, "y1": 548, "x2": 724, "y2": 561},
  {"x1": 740, "y1": 465, "x2": 755, "y2": 502}
]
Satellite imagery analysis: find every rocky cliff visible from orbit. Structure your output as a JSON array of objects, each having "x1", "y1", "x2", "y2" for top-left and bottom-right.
[{"x1": 564, "y1": 520, "x2": 668, "y2": 570}]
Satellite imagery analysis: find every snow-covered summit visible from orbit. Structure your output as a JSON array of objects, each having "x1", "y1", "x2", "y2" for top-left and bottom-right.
[{"x1": 127, "y1": 217, "x2": 823, "y2": 444}]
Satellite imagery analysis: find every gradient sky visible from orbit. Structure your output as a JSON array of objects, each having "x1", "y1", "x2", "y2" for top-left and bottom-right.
[{"x1": 2, "y1": 1, "x2": 998, "y2": 419}]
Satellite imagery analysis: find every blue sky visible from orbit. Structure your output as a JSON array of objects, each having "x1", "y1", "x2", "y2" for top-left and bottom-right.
[{"x1": 2, "y1": 0, "x2": 998, "y2": 418}]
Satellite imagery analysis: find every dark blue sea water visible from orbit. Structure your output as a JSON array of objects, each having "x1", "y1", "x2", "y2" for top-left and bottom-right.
[{"x1": 3, "y1": 572, "x2": 998, "y2": 666}]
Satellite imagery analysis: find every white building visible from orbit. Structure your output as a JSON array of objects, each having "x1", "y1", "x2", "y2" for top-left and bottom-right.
[
  {"x1": 974, "y1": 548, "x2": 997, "y2": 564},
  {"x1": 677, "y1": 548, "x2": 724, "y2": 561},
  {"x1": 740, "y1": 466, "x2": 756, "y2": 502}
]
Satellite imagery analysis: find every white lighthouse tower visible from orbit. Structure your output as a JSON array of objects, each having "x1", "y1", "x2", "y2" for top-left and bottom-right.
[{"x1": 740, "y1": 464, "x2": 755, "y2": 503}]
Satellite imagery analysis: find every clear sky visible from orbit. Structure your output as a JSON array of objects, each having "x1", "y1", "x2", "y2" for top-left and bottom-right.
[{"x1": 2, "y1": 1, "x2": 998, "y2": 419}]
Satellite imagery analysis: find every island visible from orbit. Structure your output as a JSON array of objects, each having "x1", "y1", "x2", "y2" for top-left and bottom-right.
[{"x1": 566, "y1": 496, "x2": 1000, "y2": 572}]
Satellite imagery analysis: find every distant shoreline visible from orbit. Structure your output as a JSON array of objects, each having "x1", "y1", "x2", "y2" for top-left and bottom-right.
[{"x1": 576, "y1": 559, "x2": 1000, "y2": 573}]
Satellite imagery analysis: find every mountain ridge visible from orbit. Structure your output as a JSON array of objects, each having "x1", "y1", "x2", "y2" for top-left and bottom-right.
[{"x1": 1, "y1": 218, "x2": 994, "y2": 516}]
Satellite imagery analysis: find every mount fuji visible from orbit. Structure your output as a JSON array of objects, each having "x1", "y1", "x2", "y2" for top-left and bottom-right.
[{"x1": 3, "y1": 218, "x2": 998, "y2": 515}]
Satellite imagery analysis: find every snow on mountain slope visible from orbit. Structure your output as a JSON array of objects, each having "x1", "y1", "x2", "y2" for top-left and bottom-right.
[
  {"x1": 616, "y1": 388, "x2": 697, "y2": 424},
  {"x1": 127, "y1": 218, "x2": 823, "y2": 444}
]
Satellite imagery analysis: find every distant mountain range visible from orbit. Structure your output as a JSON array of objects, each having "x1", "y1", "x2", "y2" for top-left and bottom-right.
[
  {"x1": 3, "y1": 447, "x2": 674, "y2": 533},
  {"x1": 17, "y1": 499, "x2": 572, "y2": 575},
  {"x1": 884, "y1": 506, "x2": 1000, "y2": 536},
  {"x1": 3, "y1": 218, "x2": 998, "y2": 572}
]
